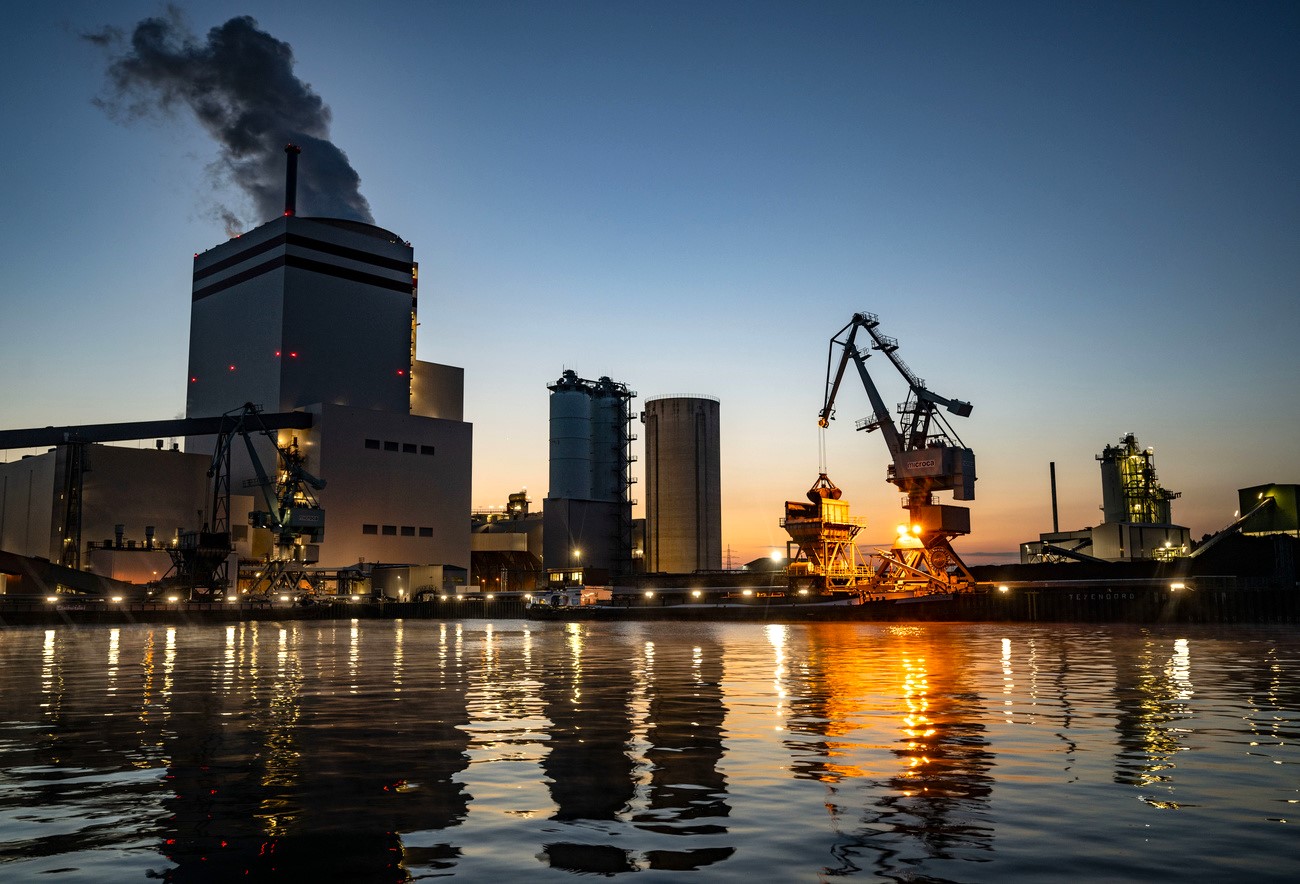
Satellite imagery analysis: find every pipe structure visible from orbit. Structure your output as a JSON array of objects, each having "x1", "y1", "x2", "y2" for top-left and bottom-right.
[
  {"x1": 284, "y1": 143, "x2": 301, "y2": 216},
  {"x1": 1050, "y1": 461, "x2": 1059, "y2": 533}
]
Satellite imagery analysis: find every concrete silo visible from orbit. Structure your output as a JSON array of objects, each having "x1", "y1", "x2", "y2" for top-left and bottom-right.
[{"x1": 643, "y1": 396, "x2": 721, "y2": 573}]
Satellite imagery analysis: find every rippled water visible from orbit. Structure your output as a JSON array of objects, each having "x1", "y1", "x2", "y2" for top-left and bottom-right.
[{"x1": 0, "y1": 620, "x2": 1295, "y2": 881}]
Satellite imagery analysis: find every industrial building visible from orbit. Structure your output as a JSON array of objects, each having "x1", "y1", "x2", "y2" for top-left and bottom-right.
[
  {"x1": 0, "y1": 442, "x2": 210, "y2": 585},
  {"x1": 543, "y1": 371, "x2": 637, "y2": 583},
  {"x1": 1022, "y1": 433, "x2": 1190, "y2": 563},
  {"x1": 1, "y1": 148, "x2": 471, "y2": 596},
  {"x1": 643, "y1": 395, "x2": 721, "y2": 573},
  {"x1": 182, "y1": 158, "x2": 471, "y2": 575},
  {"x1": 1238, "y1": 484, "x2": 1300, "y2": 537},
  {"x1": 471, "y1": 491, "x2": 545, "y2": 593}
]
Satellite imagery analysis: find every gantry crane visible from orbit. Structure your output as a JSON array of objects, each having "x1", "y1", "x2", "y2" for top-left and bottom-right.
[
  {"x1": 819, "y1": 312, "x2": 977, "y2": 594},
  {"x1": 168, "y1": 403, "x2": 325, "y2": 598}
]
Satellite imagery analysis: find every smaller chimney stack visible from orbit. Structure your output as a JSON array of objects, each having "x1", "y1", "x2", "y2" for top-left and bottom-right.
[{"x1": 284, "y1": 143, "x2": 301, "y2": 216}]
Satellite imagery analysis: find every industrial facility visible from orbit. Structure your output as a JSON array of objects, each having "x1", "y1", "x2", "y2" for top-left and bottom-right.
[
  {"x1": 0, "y1": 143, "x2": 1293, "y2": 619},
  {"x1": 542, "y1": 370, "x2": 638, "y2": 585},
  {"x1": 1, "y1": 146, "x2": 471, "y2": 600},
  {"x1": 1022, "y1": 433, "x2": 1190, "y2": 563}
]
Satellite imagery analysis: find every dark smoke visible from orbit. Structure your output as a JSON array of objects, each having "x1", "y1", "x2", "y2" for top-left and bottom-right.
[{"x1": 87, "y1": 10, "x2": 373, "y2": 231}]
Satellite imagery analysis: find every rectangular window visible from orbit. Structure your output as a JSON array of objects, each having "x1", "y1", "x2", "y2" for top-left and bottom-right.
[
  {"x1": 364, "y1": 439, "x2": 380, "y2": 450},
  {"x1": 418, "y1": 527, "x2": 433, "y2": 538},
  {"x1": 400, "y1": 526, "x2": 415, "y2": 537},
  {"x1": 384, "y1": 441, "x2": 399, "y2": 452},
  {"x1": 402, "y1": 443, "x2": 417, "y2": 454},
  {"x1": 362, "y1": 524, "x2": 378, "y2": 535},
  {"x1": 382, "y1": 525, "x2": 397, "y2": 536},
  {"x1": 420, "y1": 445, "x2": 435, "y2": 455}
]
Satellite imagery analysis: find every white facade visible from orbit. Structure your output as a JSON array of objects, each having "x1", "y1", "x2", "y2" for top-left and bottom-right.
[{"x1": 301, "y1": 402, "x2": 471, "y2": 569}]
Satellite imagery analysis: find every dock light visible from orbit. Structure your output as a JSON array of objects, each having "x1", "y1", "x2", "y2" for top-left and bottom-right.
[
  {"x1": 742, "y1": 589, "x2": 753, "y2": 597},
  {"x1": 279, "y1": 595, "x2": 290, "y2": 602},
  {"x1": 998, "y1": 585, "x2": 1009, "y2": 593},
  {"x1": 769, "y1": 550, "x2": 783, "y2": 562},
  {"x1": 798, "y1": 588, "x2": 809, "y2": 596},
  {"x1": 911, "y1": 525, "x2": 922, "y2": 535},
  {"x1": 350, "y1": 595, "x2": 359, "y2": 601},
  {"x1": 524, "y1": 594, "x2": 533, "y2": 602},
  {"x1": 1170, "y1": 582, "x2": 1186, "y2": 591},
  {"x1": 644, "y1": 590, "x2": 655, "y2": 599},
  {"x1": 167, "y1": 595, "x2": 179, "y2": 603},
  {"x1": 441, "y1": 594, "x2": 450, "y2": 601},
  {"x1": 45, "y1": 596, "x2": 58, "y2": 603},
  {"x1": 226, "y1": 595, "x2": 237, "y2": 603},
  {"x1": 691, "y1": 590, "x2": 702, "y2": 599},
  {"x1": 485, "y1": 593, "x2": 495, "y2": 600},
  {"x1": 111, "y1": 596, "x2": 123, "y2": 603}
]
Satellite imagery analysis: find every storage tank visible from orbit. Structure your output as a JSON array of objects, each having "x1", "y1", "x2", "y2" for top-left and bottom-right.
[
  {"x1": 644, "y1": 395, "x2": 721, "y2": 573},
  {"x1": 548, "y1": 371, "x2": 592, "y2": 500},
  {"x1": 590, "y1": 377, "x2": 633, "y2": 502}
]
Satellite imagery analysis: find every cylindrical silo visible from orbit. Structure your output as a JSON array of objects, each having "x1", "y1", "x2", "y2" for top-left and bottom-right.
[
  {"x1": 644, "y1": 395, "x2": 721, "y2": 573},
  {"x1": 590, "y1": 377, "x2": 631, "y2": 502},
  {"x1": 549, "y1": 371, "x2": 592, "y2": 500}
]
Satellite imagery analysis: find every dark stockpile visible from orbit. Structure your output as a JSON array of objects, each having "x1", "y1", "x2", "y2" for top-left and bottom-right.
[{"x1": 87, "y1": 11, "x2": 373, "y2": 233}]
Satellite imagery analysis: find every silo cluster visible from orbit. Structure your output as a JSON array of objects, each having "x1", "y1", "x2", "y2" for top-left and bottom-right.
[{"x1": 544, "y1": 371, "x2": 636, "y2": 576}]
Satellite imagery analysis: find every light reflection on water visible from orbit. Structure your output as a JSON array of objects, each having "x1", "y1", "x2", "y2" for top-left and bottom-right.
[{"x1": 0, "y1": 621, "x2": 1296, "y2": 881}]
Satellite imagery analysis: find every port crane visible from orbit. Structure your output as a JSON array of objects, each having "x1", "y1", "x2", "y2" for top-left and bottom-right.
[
  {"x1": 168, "y1": 403, "x2": 325, "y2": 598},
  {"x1": 819, "y1": 312, "x2": 977, "y2": 594}
]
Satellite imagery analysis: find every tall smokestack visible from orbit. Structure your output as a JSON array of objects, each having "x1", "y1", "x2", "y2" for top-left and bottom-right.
[
  {"x1": 1050, "y1": 461, "x2": 1060, "y2": 533},
  {"x1": 284, "y1": 143, "x2": 301, "y2": 217}
]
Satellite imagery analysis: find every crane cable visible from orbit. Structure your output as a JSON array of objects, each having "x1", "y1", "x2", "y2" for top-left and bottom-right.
[{"x1": 818, "y1": 425, "x2": 828, "y2": 475}]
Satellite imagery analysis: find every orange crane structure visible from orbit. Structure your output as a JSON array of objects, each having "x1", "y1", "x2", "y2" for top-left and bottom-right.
[{"x1": 812, "y1": 312, "x2": 978, "y2": 596}]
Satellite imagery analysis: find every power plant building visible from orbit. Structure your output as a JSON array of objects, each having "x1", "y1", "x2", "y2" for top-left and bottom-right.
[
  {"x1": 543, "y1": 371, "x2": 636, "y2": 580},
  {"x1": 1022, "y1": 433, "x2": 1189, "y2": 563},
  {"x1": 643, "y1": 395, "x2": 721, "y2": 573},
  {"x1": 185, "y1": 212, "x2": 472, "y2": 573}
]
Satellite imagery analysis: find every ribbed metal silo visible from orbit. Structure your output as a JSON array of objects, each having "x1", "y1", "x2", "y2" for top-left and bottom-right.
[
  {"x1": 644, "y1": 395, "x2": 721, "y2": 573},
  {"x1": 590, "y1": 377, "x2": 632, "y2": 503},
  {"x1": 548, "y1": 371, "x2": 593, "y2": 500},
  {"x1": 546, "y1": 370, "x2": 636, "y2": 577}
]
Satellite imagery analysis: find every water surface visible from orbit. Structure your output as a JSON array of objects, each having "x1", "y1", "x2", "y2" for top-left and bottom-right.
[{"x1": 0, "y1": 620, "x2": 1295, "y2": 881}]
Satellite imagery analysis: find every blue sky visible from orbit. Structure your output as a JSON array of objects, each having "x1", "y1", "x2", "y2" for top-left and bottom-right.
[{"x1": 2, "y1": 1, "x2": 1297, "y2": 562}]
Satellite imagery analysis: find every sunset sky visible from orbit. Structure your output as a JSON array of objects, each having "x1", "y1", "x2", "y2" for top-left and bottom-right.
[{"x1": 2, "y1": 1, "x2": 1296, "y2": 563}]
